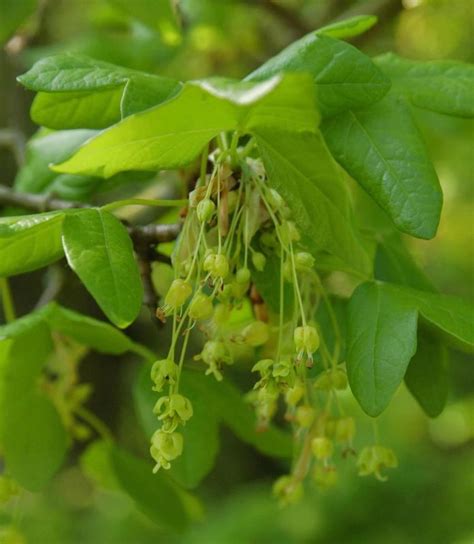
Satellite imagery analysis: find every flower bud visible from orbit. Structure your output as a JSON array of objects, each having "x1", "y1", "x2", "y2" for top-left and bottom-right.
[
  {"x1": 165, "y1": 279, "x2": 192, "y2": 308},
  {"x1": 267, "y1": 188, "x2": 285, "y2": 210},
  {"x1": 150, "y1": 431, "x2": 183, "y2": 471},
  {"x1": 252, "y1": 359, "x2": 274, "y2": 378},
  {"x1": 231, "y1": 281, "x2": 249, "y2": 299},
  {"x1": 295, "y1": 405, "x2": 315, "y2": 428},
  {"x1": 311, "y1": 437, "x2": 333, "y2": 460},
  {"x1": 212, "y1": 254, "x2": 229, "y2": 279},
  {"x1": 197, "y1": 198, "x2": 215, "y2": 223},
  {"x1": 314, "y1": 368, "x2": 347, "y2": 391},
  {"x1": 217, "y1": 284, "x2": 232, "y2": 301},
  {"x1": 252, "y1": 252, "x2": 266, "y2": 272},
  {"x1": 357, "y1": 445, "x2": 398, "y2": 481},
  {"x1": 213, "y1": 303, "x2": 230, "y2": 325},
  {"x1": 295, "y1": 251, "x2": 315, "y2": 270},
  {"x1": 236, "y1": 267, "x2": 251, "y2": 284},
  {"x1": 201, "y1": 340, "x2": 228, "y2": 365},
  {"x1": 241, "y1": 321, "x2": 269, "y2": 347},
  {"x1": 285, "y1": 381, "x2": 305, "y2": 406},
  {"x1": 188, "y1": 292, "x2": 213, "y2": 320},
  {"x1": 294, "y1": 325, "x2": 320, "y2": 354},
  {"x1": 260, "y1": 232, "x2": 278, "y2": 249},
  {"x1": 313, "y1": 465, "x2": 338, "y2": 489},
  {"x1": 334, "y1": 417, "x2": 356, "y2": 444},
  {"x1": 151, "y1": 359, "x2": 178, "y2": 391},
  {"x1": 203, "y1": 253, "x2": 216, "y2": 272},
  {"x1": 272, "y1": 475, "x2": 303, "y2": 505},
  {"x1": 281, "y1": 221, "x2": 300, "y2": 244}
]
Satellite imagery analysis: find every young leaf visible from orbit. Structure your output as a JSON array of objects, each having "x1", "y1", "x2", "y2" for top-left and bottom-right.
[
  {"x1": 405, "y1": 330, "x2": 449, "y2": 418},
  {"x1": 322, "y1": 95, "x2": 442, "y2": 239},
  {"x1": 53, "y1": 73, "x2": 318, "y2": 177},
  {"x1": 0, "y1": 211, "x2": 66, "y2": 277},
  {"x1": 316, "y1": 14, "x2": 378, "y2": 40},
  {"x1": 346, "y1": 281, "x2": 418, "y2": 416},
  {"x1": 376, "y1": 53, "x2": 474, "y2": 118},
  {"x1": 61, "y1": 208, "x2": 143, "y2": 328},
  {"x1": 255, "y1": 129, "x2": 372, "y2": 277},
  {"x1": 18, "y1": 54, "x2": 182, "y2": 129},
  {"x1": 246, "y1": 33, "x2": 390, "y2": 117}
]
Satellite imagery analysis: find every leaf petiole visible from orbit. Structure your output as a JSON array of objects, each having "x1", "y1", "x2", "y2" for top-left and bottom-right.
[{"x1": 101, "y1": 198, "x2": 188, "y2": 213}]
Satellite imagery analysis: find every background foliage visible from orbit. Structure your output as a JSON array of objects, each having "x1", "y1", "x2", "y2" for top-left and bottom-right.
[{"x1": 0, "y1": 1, "x2": 473, "y2": 543}]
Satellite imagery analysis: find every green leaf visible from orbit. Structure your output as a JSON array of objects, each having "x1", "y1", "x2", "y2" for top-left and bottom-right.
[
  {"x1": 374, "y1": 232, "x2": 435, "y2": 292},
  {"x1": 80, "y1": 440, "x2": 120, "y2": 491},
  {"x1": 246, "y1": 33, "x2": 390, "y2": 118},
  {"x1": 405, "y1": 330, "x2": 449, "y2": 417},
  {"x1": 109, "y1": 445, "x2": 189, "y2": 532},
  {"x1": 347, "y1": 281, "x2": 474, "y2": 415},
  {"x1": 389, "y1": 285, "x2": 474, "y2": 351},
  {"x1": 109, "y1": 0, "x2": 180, "y2": 41},
  {"x1": 45, "y1": 303, "x2": 146, "y2": 356},
  {"x1": 18, "y1": 54, "x2": 182, "y2": 129},
  {"x1": 346, "y1": 281, "x2": 418, "y2": 416},
  {"x1": 14, "y1": 129, "x2": 100, "y2": 201},
  {"x1": 316, "y1": 15, "x2": 378, "y2": 39},
  {"x1": 0, "y1": 0, "x2": 36, "y2": 44},
  {"x1": 2, "y1": 391, "x2": 68, "y2": 491},
  {"x1": 62, "y1": 208, "x2": 143, "y2": 328},
  {"x1": 52, "y1": 73, "x2": 318, "y2": 177},
  {"x1": 0, "y1": 322, "x2": 68, "y2": 491},
  {"x1": 255, "y1": 129, "x2": 372, "y2": 277},
  {"x1": 322, "y1": 95, "x2": 442, "y2": 239},
  {"x1": 0, "y1": 211, "x2": 66, "y2": 277},
  {"x1": 376, "y1": 53, "x2": 474, "y2": 118}
]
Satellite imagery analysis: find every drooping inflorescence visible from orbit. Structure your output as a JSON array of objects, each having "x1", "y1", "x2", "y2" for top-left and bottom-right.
[{"x1": 149, "y1": 139, "x2": 397, "y2": 501}]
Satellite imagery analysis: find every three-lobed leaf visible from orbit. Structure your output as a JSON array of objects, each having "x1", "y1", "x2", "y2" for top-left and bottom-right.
[
  {"x1": 62, "y1": 208, "x2": 143, "y2": 328},
  {"x1": 246, "y1": 33, "x2": 390, "y2": 118},
  {"x1": 322, "y1": 95, "x2": 443, "y2": 239}
]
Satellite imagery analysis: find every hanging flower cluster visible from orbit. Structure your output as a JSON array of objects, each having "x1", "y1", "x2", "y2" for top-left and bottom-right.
[{"x1": 149, "y1": 139, "x2": 397, "y2": 500}]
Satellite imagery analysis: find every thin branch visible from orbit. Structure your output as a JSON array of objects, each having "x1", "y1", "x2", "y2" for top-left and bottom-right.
[
  {"x1": 241, "y1": 0, "x2": 311, "y2": 36},
  {"x1": 0, "y1": 184, "x2": 182, "y2": 245}
]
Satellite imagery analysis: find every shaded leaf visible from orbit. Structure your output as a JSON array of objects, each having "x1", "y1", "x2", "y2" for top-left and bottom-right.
[
  {"x1": 255, "y1": 129, "x2": 372, "y2": 277},
  {"x1": 0, "y1": 0, "x2": 36, "y2": 44},
  {"x1": 405, "y1": 330, "x2": 449, "y2": 417}
]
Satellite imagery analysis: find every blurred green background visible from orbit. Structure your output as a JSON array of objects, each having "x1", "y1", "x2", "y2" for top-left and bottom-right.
[{"x1": 0, "y1": 1, "x2": 473, "y2": 543}]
